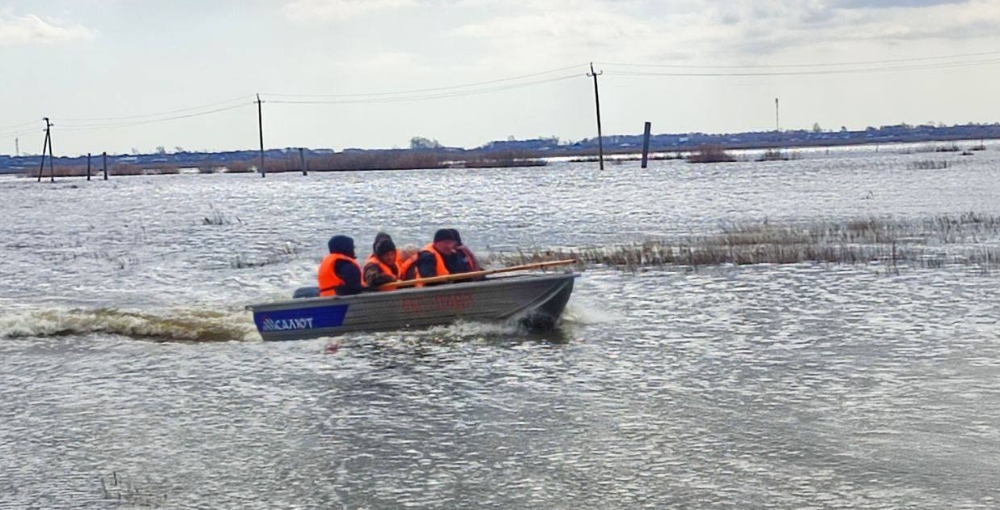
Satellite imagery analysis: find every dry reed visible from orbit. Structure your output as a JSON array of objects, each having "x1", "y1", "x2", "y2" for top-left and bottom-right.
[
  {"x1": 492, "y1": 214, "x2": 1000, "y2": 273},
  {"x1": 687, "y1": 145, "x2": 736, "y2": 163}
]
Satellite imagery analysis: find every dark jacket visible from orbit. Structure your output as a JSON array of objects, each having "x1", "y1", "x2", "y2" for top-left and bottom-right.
[
  {"x1": 445, "y1": 251, "x2": 472, "y2": 274},
  {"x1": 332, "y1": 260, "x2": 363, "y2": 295},
  {"x1": 328, "y1": 236, "x2": 363, "y2": 296}
]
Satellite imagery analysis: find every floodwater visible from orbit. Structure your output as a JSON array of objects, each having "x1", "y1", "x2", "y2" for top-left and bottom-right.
[{"x1": 2, "y1": 143, "x2": 1000, "y2": 509}]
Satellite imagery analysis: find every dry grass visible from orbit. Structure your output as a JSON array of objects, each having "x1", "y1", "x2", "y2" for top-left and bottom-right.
[
  {"x1": 492, "y1": 214, "x2": 1000, "y2": 273},
  {"x1": 230, "y1": 243, "x2": 299, "y2": 269},
  {"x1": 100, "y1": 471, "x2": 167, "y2": 507},
  {"x1": 910, "y1": 160, "x2": 949, "y2": 170},
  {"x1": 569, "y1": 153, "x2": 685, "y2": 163},
  {"x1": 757, "y1": 149, "x2": 800, "y2": 162},
  {"x1": 24, "y1": 163, "x2": 184, "y2": 177},
  {"x1": 222, "y1": 160, "x2": 254, "y2": 173},
  {"x1": 462, "y1": 150, "x2": 547, "y2": 168},
  {"x1": 687, "y1": 145, "x2": 736, "y2": 163},
  {"x1": 229, "y1": 151, "x2": 552, "y2": 173},
  {"x1": 202, "y1": 206, "x2": 242, "y2": 226}
]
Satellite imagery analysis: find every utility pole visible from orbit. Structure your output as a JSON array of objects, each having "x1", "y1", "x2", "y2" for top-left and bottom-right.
[
  {"x1": 36, "y1": 129, "x2": 47, "y2": 182},
  {"x1": 588, "y1": 62, "x2": 605, "y2": 171},
  {"x1": 37, "y1": 118, "x2": 54, "y2": 183},
  {"x1": 256, "y1": 94, "x2": 265, "y2": 178},
  {"x1": 46, "y1": 119, "x2": 54, "y2": 182},
  {"x1": 775, "y1": 97, "x2": 780, "y2": 132}
]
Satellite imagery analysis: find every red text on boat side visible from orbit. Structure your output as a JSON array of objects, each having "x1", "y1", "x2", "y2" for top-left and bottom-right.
[{"x1": 400, "y1": 292, "x2": 475, "y2": 315}]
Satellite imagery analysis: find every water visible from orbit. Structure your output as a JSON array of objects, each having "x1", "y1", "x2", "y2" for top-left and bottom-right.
[{"x1": 2, "y1": 145, "x2": 1000, "y2": 508}]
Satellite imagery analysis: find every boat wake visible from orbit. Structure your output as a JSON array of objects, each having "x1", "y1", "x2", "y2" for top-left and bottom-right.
[
  {"x1": 561, "y1": 299, "x2": 620, "y2": 326},
  {"x1": 417, "y1": 319, "x2": 529, "y2": 340},
  {"x1": 0, "y1": 300, "x2": 600, "y2": 345},
  {"x1": 0, "y1": 307, "x2": 259, "y2": 343}
]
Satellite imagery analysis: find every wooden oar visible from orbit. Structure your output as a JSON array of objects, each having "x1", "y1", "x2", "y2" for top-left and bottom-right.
[{"x1": 384, "y1": 259, "x2": 576, "y2": 290}]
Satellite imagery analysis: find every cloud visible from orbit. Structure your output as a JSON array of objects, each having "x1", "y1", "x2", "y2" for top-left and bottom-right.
[
  {"x1": 717, "y1": 0, "x2": 1000, "y2": 51},
  {"x1": 446, "y1": 0, "x2": 1000, "y2": 75},
  {"x1": 452, "y1": 0, "x2": 664, "y2": 63},
  {"x1": 283, "y1": 0, "x2": 420, "y2": 22},
  {"x1": 0, "y1": 13, "x2": 96, "y2": 45},
  {"x1": 832, "y1": 0, "x2": 971, "y2": 8}
]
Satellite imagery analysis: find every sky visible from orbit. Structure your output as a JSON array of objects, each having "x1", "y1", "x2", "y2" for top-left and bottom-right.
[{"x1": 2, "y1": 0, "x2": 1000, "y2": 156}]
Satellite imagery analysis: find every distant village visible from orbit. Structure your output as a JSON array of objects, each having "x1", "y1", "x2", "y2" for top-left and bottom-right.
[{"x1": 3, "y1": 122, "x2": 1000, "y2": 174}]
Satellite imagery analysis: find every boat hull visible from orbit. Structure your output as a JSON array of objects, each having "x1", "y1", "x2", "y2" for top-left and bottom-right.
[{"x1": 247, "y1": 272, "x2": 577, "y2": 341}]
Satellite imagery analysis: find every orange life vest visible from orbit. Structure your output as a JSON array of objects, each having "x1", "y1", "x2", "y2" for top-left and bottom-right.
[
  {"x1": 318, "y1": 253, "x2": 362, "y2": 297},
  {"x1": 364, "y1": 254, "x2": 400, "y2": 290},
  {"x1": 397, "y1": 252, "x2": 419, "y2": 281},
  {"x1": 416, "y1": 243, "x2": 450, "y2": 279}
]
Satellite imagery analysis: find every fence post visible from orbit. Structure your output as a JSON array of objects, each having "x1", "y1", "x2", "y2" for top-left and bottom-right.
[
  {"x1": 87, "y1": 153, "x2": 92, "y2": 181},
  {"x1": 103, "y1": 152, "x2": 108, "y2": 180},
  {"x1": 641, "y1": 122, "x2": 652, "y2": 169}
]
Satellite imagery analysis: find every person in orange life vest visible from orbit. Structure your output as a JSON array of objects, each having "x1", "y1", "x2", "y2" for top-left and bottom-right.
[
  {"x1": 366, "y1": 233, "x2": 418, "y2": 281},
  {"x1": 317, "y1": 235, "x2": 363, "y2": 297},
  {"x1": 397, "y1": 244, "x2": 420, "y2": 281},
  {"x1": 363, "y1": 237, "x2": 401, "y2": 289},
  {"x1": 446, "y1": 228, "x2": 480, "y2": 273},
  {"x1": 415, "y1": 229, "x2": 460, "y2": 284}
]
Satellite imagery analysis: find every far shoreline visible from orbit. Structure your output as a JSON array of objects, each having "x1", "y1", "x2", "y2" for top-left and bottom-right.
[{"x1": 3, "y1": 135, "x2": 996, "y2": 179}]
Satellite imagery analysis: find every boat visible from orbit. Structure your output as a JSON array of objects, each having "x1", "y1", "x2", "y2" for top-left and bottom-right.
[{"x1": 247, "y1": 270, "x2": 578, "y2": 341}]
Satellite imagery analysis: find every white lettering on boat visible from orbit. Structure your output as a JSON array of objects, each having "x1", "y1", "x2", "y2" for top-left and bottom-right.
[{"x1": 261, "y1": 317, "x2": 315, "y2": 332}]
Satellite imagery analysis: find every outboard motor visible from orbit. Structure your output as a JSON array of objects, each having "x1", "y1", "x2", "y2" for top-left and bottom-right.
[{"x1": 292, "y1": 286, "x2": 320, "y2": 299}]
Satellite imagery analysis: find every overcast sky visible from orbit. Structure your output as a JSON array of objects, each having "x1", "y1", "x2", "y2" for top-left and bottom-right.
[{"x1": 3, "y1": 0, "x2": 1000, "y2": 155}]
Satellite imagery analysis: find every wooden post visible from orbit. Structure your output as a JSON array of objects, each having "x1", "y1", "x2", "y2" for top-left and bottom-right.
[
  {"x1": 775, "y1": 97, "x2": 780, "y2": 132},
  {"x1": 299, "y1": 147, "x2": 307, "y2": 176},
  {"x1": 41, "y1": 117, "x2": 56, "y2": 182},
  {"x1": 641, "y1": 121, "x2": 652, "y2": 169},
  {"x1": 87, "y1": 153, "x2": 91, "y2": 181},
  {"x1": 588, "y1": 63, "x2": 605, "y2": 171},
  {"x1": 257, "y1": 94, "x2": 265, "y2": 178},
  {"x1": 103, "y1": 152, "x2": 108, "y2": 180},
  {"x1": 36, "y1": 129, "x2": 49, "y2": 182}
]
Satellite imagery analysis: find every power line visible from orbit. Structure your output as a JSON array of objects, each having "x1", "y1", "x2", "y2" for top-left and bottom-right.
[
  {"x1": 267, "y1": 74, "x2": 582, "y2": 105},
  {"x1": 598, "y1": 50, "x2": 1000, "y2": 70},
  {"x1": 57, "y1": 95, "x2": 255, "y2": 124},
  {"x1": 59, "y1": 103, "x2": 254, "y2": 132},
  {"x1": 604, "y1": 58, "x2": 1000, "y2": 77},
  {"x1": 263, "y1": 63, "x2": 589, "y2": 99},
  {"x1": 0, "y1": 127, "x2": 42, "y2": 140},
  {"x1": 0, "y1": 119, "x2": 39, "y2": 131}
]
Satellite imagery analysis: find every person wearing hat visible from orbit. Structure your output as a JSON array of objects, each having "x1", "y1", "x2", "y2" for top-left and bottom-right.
[
  {"x1": 363, "y1": 233, "x2": 402, "y2": 289},
  {"x1": 414, "y1": 229, "x2": 462, "y2": 284},
  {"x1": 317, "y1": 235, "x2": 364, "y2": 297},
  {"x1": 445, "y1": 228, "x2": 480, "y2": 273}
]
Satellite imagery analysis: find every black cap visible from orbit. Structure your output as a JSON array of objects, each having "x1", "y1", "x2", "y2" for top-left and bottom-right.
[
  {"x1": 328, "y1": 235, "x2": 355, "y2": 257},
  {"x1": 433, "y1": 229, "x2": 457, "y2": 243},
  {"x1": 374, "y1": 238, "x2": 397, "y2": 257},
  {"x1": 448, "y1": 228, "x2": 463, "y2": 246},
  {"x1": 372, "y1": 232, "x2": 393, "y2": 253}
]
